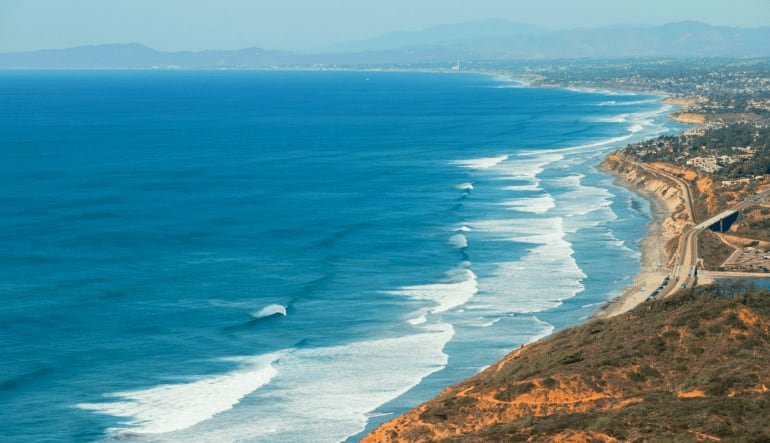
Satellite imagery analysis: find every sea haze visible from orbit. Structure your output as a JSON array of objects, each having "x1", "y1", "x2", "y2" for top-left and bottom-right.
[{"x1": 0, "y1": 71, "x2": 681, "y2": 442}]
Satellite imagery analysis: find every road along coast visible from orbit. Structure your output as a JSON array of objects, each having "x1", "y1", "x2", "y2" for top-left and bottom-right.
[{"x1": 593, "y1": 154, "x2": 693, "y2": 318}]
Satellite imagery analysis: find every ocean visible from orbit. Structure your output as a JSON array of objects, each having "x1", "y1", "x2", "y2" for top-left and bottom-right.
[{"x1": 0, "y1": 70, "x2": 680, "y2": 442}]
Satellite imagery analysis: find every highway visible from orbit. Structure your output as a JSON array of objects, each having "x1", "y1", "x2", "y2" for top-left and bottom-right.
[
  {"x1": 624, "y1": 158, "x2": 770, "y2": 299},
  {"x1": 624, "y1": 159, "x2": 697, "y2": 297}
]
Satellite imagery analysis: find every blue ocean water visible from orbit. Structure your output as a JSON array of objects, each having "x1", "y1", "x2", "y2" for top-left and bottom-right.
[{"x1": 0, "y1": 71, "x2": 680, "y2": 442}]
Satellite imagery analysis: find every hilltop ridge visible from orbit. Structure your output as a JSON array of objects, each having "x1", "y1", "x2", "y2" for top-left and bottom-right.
[
  {"x1": 364, "y1": 283, "x2": 770, "y2": 442},
  {"x1": 2, "y1": 22, "x2": 770, "y2": 69}
]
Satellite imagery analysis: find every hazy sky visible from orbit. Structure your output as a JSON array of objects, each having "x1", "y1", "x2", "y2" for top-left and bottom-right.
[{"x1": 2, "y1": 0, "x2": 770, "y2": 52}]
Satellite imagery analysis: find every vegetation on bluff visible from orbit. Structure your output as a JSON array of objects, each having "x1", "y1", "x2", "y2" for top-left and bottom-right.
[
  {"x1": 518, "y1": 58, "x2": 770, "y2": 118},
  {"x1": 364, "y1": 282, "x2": 770, "y2": 442},
  {"x1": 616, "y1": 123, "x2": 770, "y2": 271},
  {"x1": 626, "y1": 123, "x2": 770, "y2": 181}
]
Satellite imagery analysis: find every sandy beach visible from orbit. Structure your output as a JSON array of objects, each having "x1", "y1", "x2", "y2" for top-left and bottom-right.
[{"x1": 593, "y1": 175, "x2": 676, "y2": 319}]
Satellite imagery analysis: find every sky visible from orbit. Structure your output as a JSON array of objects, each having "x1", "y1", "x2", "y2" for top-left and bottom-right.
[{"x1": 2, "y1": 0, "x2": 770, "y2": 53}]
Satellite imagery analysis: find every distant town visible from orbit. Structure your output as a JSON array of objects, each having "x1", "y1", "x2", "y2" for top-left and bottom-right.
[
  {"x1": 517, "y1": 58, "x2": 770, "y2": 117},
  {"x1": 521, "y1": 57, "x2": 770, "y2": 276}
]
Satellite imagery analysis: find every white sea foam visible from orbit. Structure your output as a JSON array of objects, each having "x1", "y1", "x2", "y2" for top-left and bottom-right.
[
  {"x1": 474, "y1": 237, "x2": 586, "y2": 315},
  {"x1": 597, "y1": 97, "x2": 656, "y2": 106},
  {"x1": 80, "y1": 323, "x2": 456, "y2": 443},
  {"x1": 448, "y1": 234, "x2": 468, "y2": 249},
  {"x1": 494, "y1": 152, "x2": 564, "y2": 182},
  {"x1": 451, "y1": 152, "x2": 563, "y2": 192},
  {"x1": 529, "y1": 103, "x2": 672, "y2": 157},
  {"x1": 466, "y1": 216, "x2": 585, "y2": 314},
  {"x1": 456, "y1": 225, "x2": 472, "y2": 232},
  {"x1": 495, "y1": 83, "x2": 528, "y2": 89},
  {"x1": 628, "y1": 123, "x2": 644, "y2": 133},
  {"x1": 621, "y1": 98, "x2": 659, "y2": 105},
  {"x1": 502, "y1": 183, "x2": 541, "y2": 192},
  {"x1": 497, "y1": 194, "x2": 555, "y2": 214},
  {"x1": 450, "y1": 154, "x2": 509, "y2": 170},
  {"x1": 621, "y1": 106, "x2": 673, "y2": 139},
  {"x1": 605, "y1": 229, "x2": 639, "y2": 257},
  {"x1": 470, "y1": 217, "x2": 565, "y2": 245},
  {"x1": 77, "y1": 354, "x2": 280, "y2": 435},
  {"x1": 591, "y1": 113, "x2": 629, "y2": 123},
  {"x1": 568, "y1": 87, "x2": 637, "y2": 96},
  {"x1": 570, "y1": 134, "x2": 633, "y2": 151},
  {"x1": 455, "y1": 182, "x2": 474, "y2": 190},
  {"x1": 146, "y1": 325, "x2": 455, "y2": 443},
  {"x1": 474, "y1": 317, "x2": 504, "y2": 328},
  {"x1": 522, "y1": 133, "x2": 633, "y2": 156},
  {"x1": 493, "y1": 74, "x2": 529, "y2": 87},
  {"x1": 547, "y1": 174, "x2": 616, "y2": 232},
  {"x1": 388, "y1": 262, "x2": 478, "y2": 316},
  {"x1": 251, "y1": 304, "x2": 287, "y2": 319},
  {"x1": 554, "y1": 174, "x2": 583, "y2": 188},
  {"x1": 407, "y1": 313, "x2": 428, "y2": 325}
]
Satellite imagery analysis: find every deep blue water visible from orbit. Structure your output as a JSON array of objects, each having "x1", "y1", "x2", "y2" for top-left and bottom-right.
[{"x1": 0, "y1": 70, "x2": 680, "y2": 442}]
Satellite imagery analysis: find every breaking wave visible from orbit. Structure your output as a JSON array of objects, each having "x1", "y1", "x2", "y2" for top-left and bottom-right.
[{"x1": 251, "y1": 304, "x2": 287, "y2": 319}]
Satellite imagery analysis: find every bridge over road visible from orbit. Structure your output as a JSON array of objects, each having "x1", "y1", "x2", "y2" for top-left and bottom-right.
[
  {"x1": 622, "y1": 158, "x2": 770, "y2": 300},
  {"x1": 695, "y1": 209, "x2": 739, "y2": 232}
]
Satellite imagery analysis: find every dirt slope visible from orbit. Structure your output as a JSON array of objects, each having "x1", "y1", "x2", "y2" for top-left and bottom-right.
[{"x1": 364, "y1": 283, "x2": 770, "y2": 442}]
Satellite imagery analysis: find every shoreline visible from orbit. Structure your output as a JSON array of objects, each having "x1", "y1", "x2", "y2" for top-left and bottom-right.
[
  {"x1": 593, "y1": 174, "x2": 673, "y2": 319},
  {"x1": 590, "y1": 95, "x2": 693, "y2": 320}
]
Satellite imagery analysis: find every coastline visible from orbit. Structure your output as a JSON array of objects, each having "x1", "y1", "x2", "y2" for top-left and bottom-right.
[
  {"x1": 361, "y1": 77, "x2": 687, "y2": 441},
  {"x1": 593, "y1": 174, "x2": 673, "y2": 319},
  {"x1": 591, "y1": 98, "x2": 692, "y2": 319}
]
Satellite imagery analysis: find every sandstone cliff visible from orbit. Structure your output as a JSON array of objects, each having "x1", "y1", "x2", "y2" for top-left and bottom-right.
[
  {"x1": 671, "y1": 112, "x2": 707, "y2": 125},
  {"x1": 601, "y1": 154, "x2": 691, "y2": 262}
]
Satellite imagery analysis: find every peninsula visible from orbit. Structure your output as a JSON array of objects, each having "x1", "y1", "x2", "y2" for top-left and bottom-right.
[{"x1": 365, "y1": 58, "x2": 770, "y2": 441}]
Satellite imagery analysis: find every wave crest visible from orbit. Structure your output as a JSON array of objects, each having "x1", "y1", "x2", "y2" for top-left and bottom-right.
[
  {"x1": 449, "y1": 234, "x2": 468, "y2": 249},
  {"x1": 455, "y1": 182, "x2": 474, "y2": 190},
  {"x1": 251, "y1": 304, "x2": 287, "y2": 319},
  {"x1": 77, "y1": 354, "x2": 280, "y2": 435},
  {"x1": 450, "y1": 155, "x2": 508, "y2": 170}
]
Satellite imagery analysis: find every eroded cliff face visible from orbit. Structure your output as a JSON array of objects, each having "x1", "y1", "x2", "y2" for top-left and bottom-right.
[
  {"x1": 670, "y1": 112, "x2": 707, "y2": 125},
  {"x1": 601, "y1": 154, "x2": 690, "y2": 261},
  {"x1": 645, "y1": 160, "x2": 724, "y2": 217},
  {"x1": 363, "y1": 285, "x2": 770, "y2": 442}
]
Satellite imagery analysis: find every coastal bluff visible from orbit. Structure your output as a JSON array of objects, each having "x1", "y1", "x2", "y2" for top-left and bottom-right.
[
  {"x1": 601, "y1": 153, "x2": 692, "y2": 250},
  {"x1": 363, "y1": 284, "x2": 770, "y2": 442}
]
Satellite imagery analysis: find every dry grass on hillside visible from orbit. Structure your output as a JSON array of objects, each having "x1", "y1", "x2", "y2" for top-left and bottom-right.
[{"x1": 364, "y1": 282, "x2": 770, "y2": 443}]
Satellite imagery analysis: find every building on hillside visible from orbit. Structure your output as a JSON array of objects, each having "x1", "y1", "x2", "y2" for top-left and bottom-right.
[{"x1": 687, "y1": 156, "x2": 721, "y2": 173}]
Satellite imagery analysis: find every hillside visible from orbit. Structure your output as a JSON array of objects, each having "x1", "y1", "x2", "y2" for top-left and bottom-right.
[
  {"x1": 363, "y1": 283, "x2": 770, "y2": 442},
  {"x1": 2, "y1": 22, "x2": 770, "y2": 69}
]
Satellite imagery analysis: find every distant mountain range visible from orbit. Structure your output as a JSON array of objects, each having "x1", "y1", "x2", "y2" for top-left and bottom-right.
[
  {"x1": 318, "y1": 18, "x2": 548, "y2": 53},
  {"x1": 2, "y1": 20, "x2": 769, "y2": 69}
]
